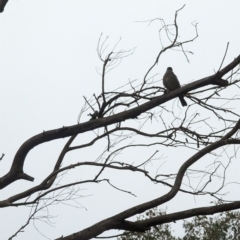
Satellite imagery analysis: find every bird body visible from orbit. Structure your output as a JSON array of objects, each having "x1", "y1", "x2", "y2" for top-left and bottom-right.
[
  {"x1": 89, "y1": 110, "x2": 99, "y2": 120},
  {"x1": 163, "y1": 67, "x2": 187, "y2": 107}
]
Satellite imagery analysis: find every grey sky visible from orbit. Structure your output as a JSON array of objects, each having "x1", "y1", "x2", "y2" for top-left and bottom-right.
[{"x1": 1, "y1": 1, "x2": 240, "y2": 239}]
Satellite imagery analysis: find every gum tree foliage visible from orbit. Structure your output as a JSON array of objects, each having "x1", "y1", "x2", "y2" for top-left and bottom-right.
[
  {"x1": 118, "y1": 208, "x2": 180, "y2": 240},
  {"x1": 1, "y1": 4, "x2": 240, "y2": 240},
  {"x1": 118, "y1": 207, "x2": 240, "y2": 240}
]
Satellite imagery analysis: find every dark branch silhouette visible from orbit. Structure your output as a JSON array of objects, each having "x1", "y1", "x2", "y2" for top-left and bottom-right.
[
  {"x1": 0, "y1": 0, "x2": 8, "y2": 12},
  {"x1": 1, "y1": 5, "x2": 240, "y2": 240}
]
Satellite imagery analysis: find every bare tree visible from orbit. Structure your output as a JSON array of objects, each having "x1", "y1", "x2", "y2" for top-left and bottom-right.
[{"x1": 1, "y1": 5, "x2": 240, "y2": 240}]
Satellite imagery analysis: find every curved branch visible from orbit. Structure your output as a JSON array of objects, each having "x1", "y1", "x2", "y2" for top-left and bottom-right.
[
  {"x1": 1, "y1": 57, "x2": 239, "y2": 189},
  {"x1": 56, "y1": 120, "x2": 240, "y2": 240}
]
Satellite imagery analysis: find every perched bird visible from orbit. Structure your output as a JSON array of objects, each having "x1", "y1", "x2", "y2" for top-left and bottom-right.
[
  {"x1": 163, "y1": 67, "x2": 187, "y2": 107},
  {"x1": 89, "y1": 110, "x2": 99, "y2": 121}
]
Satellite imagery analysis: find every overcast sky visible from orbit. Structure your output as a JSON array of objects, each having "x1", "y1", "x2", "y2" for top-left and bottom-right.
[{"x1": 1, "y1": 1, "x2": 240, "y2": 239}]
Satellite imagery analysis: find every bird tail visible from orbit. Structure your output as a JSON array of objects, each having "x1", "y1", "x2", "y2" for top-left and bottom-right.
[{"x1": 179, "y1": 95, "x2": 187, "y2": 107}]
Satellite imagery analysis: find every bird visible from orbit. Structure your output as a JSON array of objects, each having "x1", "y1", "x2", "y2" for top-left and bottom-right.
[
  {"x1": 89, "y1": 110, "x2": 99, "y2": 120},
  {"x1": 163, "y1": 67, "x2": 187, "y2": 107}
]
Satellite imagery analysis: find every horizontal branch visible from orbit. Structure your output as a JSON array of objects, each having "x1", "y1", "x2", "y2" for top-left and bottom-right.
[
  {"x1": 136, "y1": 201, "x2": 240, "y2": 227},
  {"x1": 0, "y1": 55, "x2": 239, "y2": 189},
  {"x1": 97, "y1": 201, "x2": 240, "y2": 232}
]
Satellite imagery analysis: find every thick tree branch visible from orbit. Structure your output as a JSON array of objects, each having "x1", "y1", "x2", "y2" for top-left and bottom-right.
[
  {"x1": 98, "y1": 199, "x2": 240, "y2": 236},
  {"x1": 56, "y1": 120, "x2": 240, "y2": 240},
  {"x1": 0, "y1": 135, "x2": 77, "y2": 207},
  {"x1": 0, "y1": 0, "x2": 8, "y2": 12},
  {"x1": 0, "y1": 57, "x2": 239, "y2": 190},
  {"x1": 132, "y1": 201, "x2": 240, "y2": 227}
]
